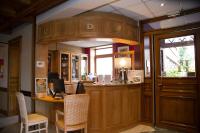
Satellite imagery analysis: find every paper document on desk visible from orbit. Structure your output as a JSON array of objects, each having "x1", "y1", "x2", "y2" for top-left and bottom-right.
[{"x1": 127, "y1": 70, "x2": 144, "y2": 83}]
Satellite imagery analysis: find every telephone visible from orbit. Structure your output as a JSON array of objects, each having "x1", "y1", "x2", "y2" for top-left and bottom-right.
[{"x1": 49, "y1": 88, "x2": 55, "y2": 96}]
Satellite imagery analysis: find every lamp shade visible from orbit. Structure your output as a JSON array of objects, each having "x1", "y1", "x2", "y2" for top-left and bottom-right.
[{"x1": 114, "y1": 57, "x2": 131, "y2": 69}]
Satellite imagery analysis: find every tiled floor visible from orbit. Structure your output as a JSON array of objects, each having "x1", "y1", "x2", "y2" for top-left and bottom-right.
[
  {"x1": 120, "y1": 124, "x2": 182, "y2": 133},
  {"x1": 0, "y1": 123, "x2": 182, "y2": 133},
  {"x1": 121, "y1": 124, "x2": 155, "y2": 133},
  {"x1": 0, "y1": 123, "x2": 54, "y2": 133}
]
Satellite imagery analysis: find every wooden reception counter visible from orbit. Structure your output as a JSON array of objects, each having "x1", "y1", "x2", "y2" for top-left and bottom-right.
[
  {"x1": 84, "y1": 83, "x2": 141, "y2": 133},
  {"x1": 35, "y1": 83, "x2": 141, "y2": 133}
]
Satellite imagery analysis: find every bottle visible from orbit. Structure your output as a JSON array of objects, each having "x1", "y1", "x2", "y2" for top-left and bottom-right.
[
  {"x1": 93, "y1": 73, "x2": 97, "y2": 83},
  {"x1": 89, "y1": 73, "x2": 93, "y2": 80}
]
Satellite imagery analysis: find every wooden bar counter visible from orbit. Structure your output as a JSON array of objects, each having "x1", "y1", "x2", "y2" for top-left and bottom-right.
[
  {"x1": 84, "y1": 83, "x2": 141, "y2": 133},
  {"x1": 35, "y1": 83, "x2": 141, "y2": 133}
]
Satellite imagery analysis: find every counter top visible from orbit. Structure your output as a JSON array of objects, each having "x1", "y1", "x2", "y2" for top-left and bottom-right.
[
  {"x1": 33, "y1": 95, "x2": 64, "y2": 103},
  {"x1": 83, "y1": 82, "x2": 142, "y2": 87}
]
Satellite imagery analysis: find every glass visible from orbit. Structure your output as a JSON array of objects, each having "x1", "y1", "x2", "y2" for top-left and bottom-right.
[
  {"x1": 71, "y1": 54, "x2": 80, "y2": 81},
  {"x1": 160, "y1": 35, "x2": 196, "y2": 77},
  {"x1": 96, "y1": 57, "x2": 113, "y2": 76},
  {"x1": 81, "y1": 55, "x2": 88, "y2": 76},
  {"x1": 61, "y1": 53, "x2": 69, "y2": 81},
  {"x1": 144, "y1": 36, "x2": 151, "y2": 77},
  {"x1": 96, "y1": 48, "x2": 112, "y2": 55}
]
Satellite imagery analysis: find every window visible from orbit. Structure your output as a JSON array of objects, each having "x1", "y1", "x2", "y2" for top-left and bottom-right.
[
  {"x1": 160, "y1": 35, "x2": 196, "y2": 77},
  {"x1": 96, "y1": 48, "x2": 112, "y2": 55},
  {"x1": 95, "y1": 45, "x2": 113, "y2": 76},
  {"x1": 144, "y1": 36, "x2": 151, "y2": 77},
  {"x1": 96, "y1": 57, "x2": 113, "y2": 75}
]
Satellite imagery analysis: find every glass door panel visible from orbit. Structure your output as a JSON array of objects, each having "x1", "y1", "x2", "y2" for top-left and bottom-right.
[
  {"x1": 71, "y1": 54, "x2": 80, "y2": 82},
  {"x1": 60, "y1": 52, "x2": 70, "y2": 82},
  {"x1": 81, "y1": 54, "x2": 88, "y2": 80},
  {"x1": 159, "y1": 35, "x2": 195, "y2": 77},
  {"x1": 144, "y1": 36, "x2": 151, "y2": 77}
]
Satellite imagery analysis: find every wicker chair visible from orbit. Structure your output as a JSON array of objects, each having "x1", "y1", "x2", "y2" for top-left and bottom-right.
[
  {"x1": 16, "y1": 92, "x2": 48, "y2": 133},
  {"x1": 55, "y1": 94, "x2": 90, "y2": 133}
]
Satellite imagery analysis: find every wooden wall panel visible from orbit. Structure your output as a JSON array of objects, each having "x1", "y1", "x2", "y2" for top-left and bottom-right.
[
  {"x1": 105, "y1": 88, "x2": 121, "y2": 127},
  {"x1": 37, "y1": 12, "x2": 138, "y2": 43},
  {"x1": 35, "y1": 44, "x2": 48, "y2": 78},
  {"x1": 121, "y1": 87, "x2": 129, "y2": 125},
  {"x1": 141, "y1": 81, "x2": 153, "y2": 122},
  {"x1": 87, "y1": 89, "x2": 103, "y2": 131},
  {"x1": 128, "y1": 88, "x2": 141, "y2": 123},
  {"x1": 104, "y1": 19, "x2": 123, "y2": 38},
  {"x1": 79, "y1": 17, "x2": 102, "y2": 37},
  {"x1": 156, "y1": 82, "x2": 197, "y2": 132},
  {"x1": 142, "y1": 95, "x2": 152, "y2": 122},
  {"x1": 38, "y1": 21, "x2": 55, "y2": 41}
]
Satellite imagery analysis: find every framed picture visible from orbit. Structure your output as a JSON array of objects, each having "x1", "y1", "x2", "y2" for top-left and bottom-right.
[
  {"x1": 35, "y1": 78, "x2": 47, "y2": 94},
  {"x1": 117, "y1": 46, "x2": 129, "y2": 57}
]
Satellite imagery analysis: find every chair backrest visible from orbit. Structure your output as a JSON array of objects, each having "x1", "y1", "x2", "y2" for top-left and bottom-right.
[
  {"x1": 16, "y1": 92, "x2": 28, "y2": 123},
  {"x1": 64, "y1": 94, "x2": 89, "y2": 125}
]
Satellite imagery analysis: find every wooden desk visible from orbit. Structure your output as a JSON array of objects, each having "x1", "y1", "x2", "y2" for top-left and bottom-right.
[
  {"x1": 34, "y1": 96, "x2": 64, "y2": 123},
  {"x1": 34, "y1": 96, "x2": 64, "y2": 103}
]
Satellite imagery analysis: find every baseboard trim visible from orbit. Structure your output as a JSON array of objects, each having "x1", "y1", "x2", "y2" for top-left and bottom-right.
[{"x1": 0, "y1": 115, "x2": 18, "y2": 128}]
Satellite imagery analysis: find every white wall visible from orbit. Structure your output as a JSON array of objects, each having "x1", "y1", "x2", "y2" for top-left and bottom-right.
[
  {"x1": 0, "y1": 23, "x2": 33, "y2": 113},
  {"x1": 0, "y1": 34, "x2": 10, "y2": 112},
  {"x1": 0, "y1": 43, "x2": 8, "y2": 88}
]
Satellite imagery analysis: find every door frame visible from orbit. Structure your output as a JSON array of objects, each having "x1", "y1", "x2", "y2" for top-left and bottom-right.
[{"x1": 7, "y1": 36, "x2": 21, "y2": 116}]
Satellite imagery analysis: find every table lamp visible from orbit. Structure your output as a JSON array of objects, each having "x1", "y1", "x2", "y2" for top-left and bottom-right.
[{"x1": 114, "y1": 57, "x2": 131, "y2": 83}]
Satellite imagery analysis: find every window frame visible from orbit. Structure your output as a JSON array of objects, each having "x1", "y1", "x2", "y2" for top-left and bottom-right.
[
  {"x1": 155, "y1": 33, "x2": 197, "y2": 79},
  {"x1": 94, "y1": 45, "x2": 114, "y2": 75}
]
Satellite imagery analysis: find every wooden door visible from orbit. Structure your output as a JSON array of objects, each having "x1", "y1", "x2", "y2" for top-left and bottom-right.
[
  {"x1": 154, "y1": 32, "x2": 198, "y2": 132},
  {"x1": 7, "y1": 36, "x2": 21, "y2": 116}
]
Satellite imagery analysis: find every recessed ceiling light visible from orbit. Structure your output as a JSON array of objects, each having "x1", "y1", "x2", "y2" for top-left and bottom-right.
[{"x1": 160, "y1": 3, "x2": 165, "y2": 7}]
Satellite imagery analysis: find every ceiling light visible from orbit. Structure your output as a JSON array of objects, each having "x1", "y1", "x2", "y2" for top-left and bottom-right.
[
  {"x1": 160, "y1": 3, "x2": 165, "y2": 7},
  {"x1": 93, "y1": 38, "x2": 113, "y2": 42}
]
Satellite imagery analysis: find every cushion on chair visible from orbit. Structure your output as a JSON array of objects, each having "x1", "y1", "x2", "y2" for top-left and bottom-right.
[
  {"x1": 28, "y1": 114, "x2": 48, "y2": 125},
  {"x1": 56, "y1": 119, "x2": 86, "y2": 131}
]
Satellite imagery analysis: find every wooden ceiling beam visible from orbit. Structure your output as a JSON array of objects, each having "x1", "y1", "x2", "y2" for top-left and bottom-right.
[
  {"x1": 0, "y1": 0, "x2": 67, "y2": 33},
  {"x1": 141, "y1": 7, "x2": 200, "y2": 24},
  {"x1": 0, "y1": 7, "x2": 17, "y2": 18}
]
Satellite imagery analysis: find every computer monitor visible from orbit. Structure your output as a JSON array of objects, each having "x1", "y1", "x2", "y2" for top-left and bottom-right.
[
  {"x1": 53, "y1": 79, "x2": 65, "y2": 94},
  {"x1": 48, "y1": 72, "x2": 59, "y2": 83}
]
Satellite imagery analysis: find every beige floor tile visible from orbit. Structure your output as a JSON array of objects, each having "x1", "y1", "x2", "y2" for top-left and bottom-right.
[{"x1": 120, "y1": 124, "x2": 155, "y2": 133}]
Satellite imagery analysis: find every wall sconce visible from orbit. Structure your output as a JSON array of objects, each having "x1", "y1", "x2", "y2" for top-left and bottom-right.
[{"x1": 114, "y1": 57, "x2": 131, "y2": 83}]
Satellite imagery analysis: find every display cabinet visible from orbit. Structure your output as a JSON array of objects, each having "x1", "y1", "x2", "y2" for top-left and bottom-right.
[
  {"x1": 71, "y1": 53, "x2": 80, "y2": 82},
  {"x1": 60, "y1": 52, "x2": 70, "y2": 83},
  {"x1": 48, "y1": 51, "x2": 88, "y2": 83}
]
